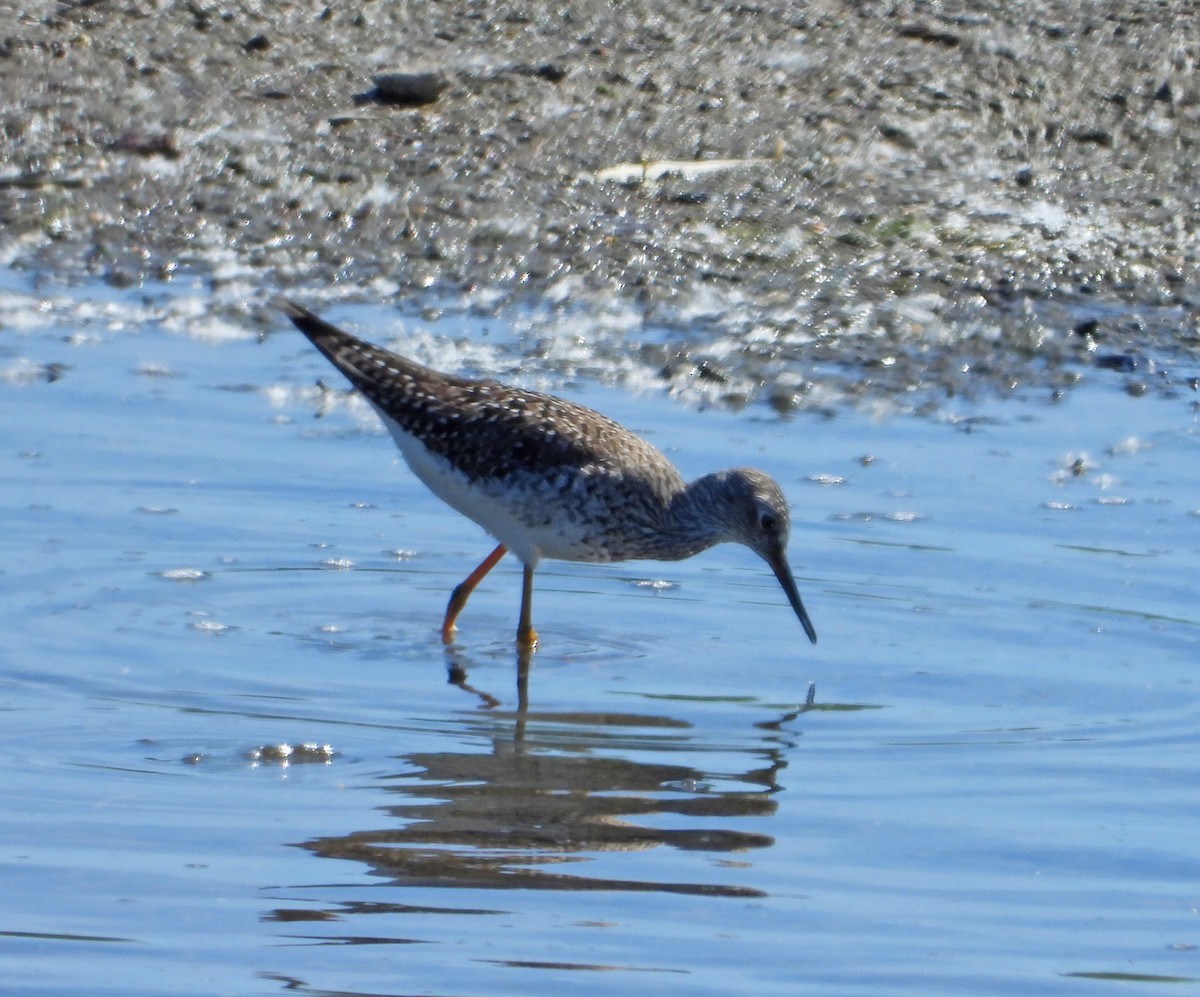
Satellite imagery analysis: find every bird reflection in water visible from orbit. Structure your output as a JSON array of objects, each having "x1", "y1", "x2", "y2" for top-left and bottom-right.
[{"x1": 295, "y1": 680, "x2": 820, "y2": 901}]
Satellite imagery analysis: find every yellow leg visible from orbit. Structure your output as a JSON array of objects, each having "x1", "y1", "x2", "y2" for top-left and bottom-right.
[
  {"x1": 441, "y1": 543, "x2": 507, "y2": 644},
  {"x1": 516, "y1": 563, "x2": 538, "y2": 650}
]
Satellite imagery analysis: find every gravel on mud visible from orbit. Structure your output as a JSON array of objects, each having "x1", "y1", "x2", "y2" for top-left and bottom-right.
[{"x1": 2, "y1": 1, "x2": 1198, "y2": 409}]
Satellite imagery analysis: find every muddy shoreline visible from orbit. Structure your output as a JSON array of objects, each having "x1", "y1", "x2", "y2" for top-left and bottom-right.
[{"x1": 2, "y1": 1, "x2": 1197, "y2": 408}]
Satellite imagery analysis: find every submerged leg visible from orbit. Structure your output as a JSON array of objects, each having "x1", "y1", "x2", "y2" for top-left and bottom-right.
[
  {"x1": 441, "y1": 543, "x2": 507, "y2": 644},
  {"x1": 516, "y1": 563, "x2": 538, "y2": 650},
  {"x1": 515, "y1": 642, "x2": 531, "y2": 726}
]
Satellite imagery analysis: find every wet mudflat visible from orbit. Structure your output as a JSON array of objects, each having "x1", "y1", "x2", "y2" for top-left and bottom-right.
[
  {"x1": 2, "y1": 277, "x2": 1197, "y2": 995},
  {"x1": 3, "y1": 1, "x2": 1198, "y2": 409}
]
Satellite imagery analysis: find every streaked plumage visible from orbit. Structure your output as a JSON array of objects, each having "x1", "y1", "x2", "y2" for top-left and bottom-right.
[{"x1": 282, "y1": 300, "x2": 817, "y2": 649}]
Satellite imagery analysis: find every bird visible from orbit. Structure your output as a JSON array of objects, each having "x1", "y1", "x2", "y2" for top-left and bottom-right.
[{"x1": 280, "y1": 300, "x2": 817, "y2": 650}]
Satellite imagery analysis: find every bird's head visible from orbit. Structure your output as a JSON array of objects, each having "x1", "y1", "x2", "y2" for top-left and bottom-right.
[{"x1": 716, "y1": 468, "x2": 818, "y2": 645}]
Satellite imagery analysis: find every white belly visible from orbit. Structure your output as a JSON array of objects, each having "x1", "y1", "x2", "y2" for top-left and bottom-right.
[{"x1": 380, "y1": 413, "x2": 595, "y2": 566}]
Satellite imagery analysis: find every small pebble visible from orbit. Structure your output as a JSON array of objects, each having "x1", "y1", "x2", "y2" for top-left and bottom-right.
[{"x1": 372, "y1": 71, "x2": 448, "y2": 105}]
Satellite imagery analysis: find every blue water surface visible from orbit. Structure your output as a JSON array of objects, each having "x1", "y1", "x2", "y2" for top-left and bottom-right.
[{"x1": 1, "y1": 274, "x2": 1198, "y2": 996}]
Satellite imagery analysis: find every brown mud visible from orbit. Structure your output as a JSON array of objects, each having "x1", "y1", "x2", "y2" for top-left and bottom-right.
[{"x1": 2, "y1": 1, "x2": 1197, "y2": 409}]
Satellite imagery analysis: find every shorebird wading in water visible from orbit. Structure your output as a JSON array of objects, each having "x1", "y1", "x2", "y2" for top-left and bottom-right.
[{"x1": 281, "y1": 301, "x2": 818, "y2": 651}]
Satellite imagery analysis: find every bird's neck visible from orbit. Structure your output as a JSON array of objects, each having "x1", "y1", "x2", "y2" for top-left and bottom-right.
[{"x1": 655, "y1": 473, "x2": 737, "y2": 561}]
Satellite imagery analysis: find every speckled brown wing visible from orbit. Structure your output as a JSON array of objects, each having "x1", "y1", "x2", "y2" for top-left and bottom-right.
[{"x1": 282, "y1": 300, "x2": 682, "y2": 491}]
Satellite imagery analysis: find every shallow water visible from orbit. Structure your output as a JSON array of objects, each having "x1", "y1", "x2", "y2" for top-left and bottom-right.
[{"x1": 2, "y1": 275, "x2": 1199, "y2": 996}]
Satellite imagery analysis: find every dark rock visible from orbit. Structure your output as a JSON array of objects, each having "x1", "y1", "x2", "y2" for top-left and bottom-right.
[
  {"x1": 879, "y1": 123, "x2": 917, "y2": 149},
  {"x1": 1071, "y1": 128, "x2": 1113, "y2": 147},
  {"x1": 1095, "y1": 352, "x2": 1146, "y2": 373},
  {"x1": 514, "y1": 62, "x2": 568, "y2": 83},
  {"x1": 371, "y1": 71, "x2": 448, "y2": 106},
  {"x1": 110, "y1": 128, "x2": 179, "y2": 159},
  {"x1": 896, "y1": 23, "x2": 961, "y2": 46}
]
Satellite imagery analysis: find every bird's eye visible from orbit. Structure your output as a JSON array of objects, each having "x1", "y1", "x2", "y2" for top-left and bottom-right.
[{"x1": 759, "y1": 513, "x2": 777, "y2": 532}]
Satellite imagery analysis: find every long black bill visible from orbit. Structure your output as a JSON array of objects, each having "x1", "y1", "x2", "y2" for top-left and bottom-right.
[{"x1": 766, "y1": 549, "x2": 818, "y2": 645}]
